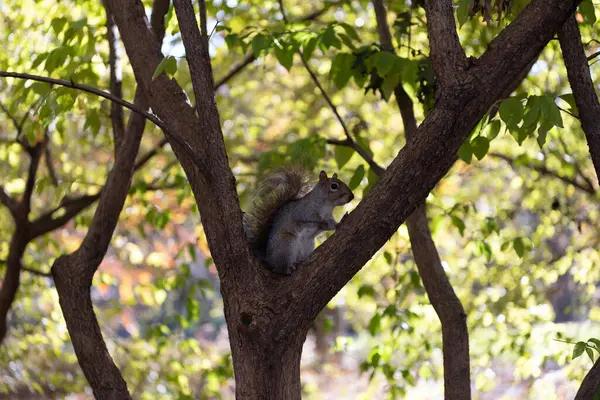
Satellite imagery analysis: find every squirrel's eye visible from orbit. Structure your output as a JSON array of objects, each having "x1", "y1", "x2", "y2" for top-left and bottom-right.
[{"x1": 330, "y1": 182, "x2": 339, "y2": 191}]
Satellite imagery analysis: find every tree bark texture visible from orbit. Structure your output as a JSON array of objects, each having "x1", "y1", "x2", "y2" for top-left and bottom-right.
[
  {"x1": 575, "y1": 358, "x2": 600, "y2": 400},
  {"x1": 0, "y1": 223, "x2": 29, "y2": 343},
  {"x1": 0, "y1": 140, "x2": 44, "y2": 345},
  {"x1": 99, "y1": 0, "x2": 581, "y2": 398},
  {"x1": 558, "y1": 15, "x2": 600, "y2": 186}
]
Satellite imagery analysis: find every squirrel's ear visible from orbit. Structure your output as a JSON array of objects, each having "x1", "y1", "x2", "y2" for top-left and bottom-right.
[
  {"x1": 319, "y1": 170, "x2": 327, "y2": 182},
  {"x1": 332, "y1": 173, "x2": 338, "y2": 179}
]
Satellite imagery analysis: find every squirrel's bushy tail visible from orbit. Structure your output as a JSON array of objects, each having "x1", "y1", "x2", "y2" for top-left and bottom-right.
[{"x1": 245, "y1": 166, "x2": 312, "y2": 252}]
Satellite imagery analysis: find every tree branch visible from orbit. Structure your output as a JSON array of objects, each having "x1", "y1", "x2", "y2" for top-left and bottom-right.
[
  {"x1": 0, "y1": 101, "x2": 21, "y2": 133},
  {"x1": 0, "y1": 71, "x2": 167, "y2": 132},
  {"x1": 51, "y1": 86, "x2": 145, "y2": 400},
  {"x1": 575, "y1": 358, "x2": 600, "y2": 400},
  {"x1": 110, "y1": 0, "x2": 248, "y2": 279},
  {"x1": 44, "y1": 142, "x2": 59, "y2": 186},
  {"x1": 51, "y1": 3, "x2": 169, "y2": 395},
  {"x1": 558, "y1": 15, "x2": 600, "y2": 186},
  {"x1": 21, "y1": 141, "x2": 44, "y2": 217},
  {"x1": 103, "y1": 0, "x2": 126, "y2": 152},
  {"x1": 372, "y1": 1, "x2": 471, "y2": 398},
  {"x1": 0, "y1": 186, "x2": 19, "y2": 220},
  {"x1": 0, "y1": 71, "x2": 206, "y2": 172},
  {"x1": 424, "y1": 0, "x2": 467, "y2": 87},
  {"x1": 22, "y1": 266, "x2": 52, "y2": 277},
  {"x1": 29, "y1": 194, "x2": 101, "y2": 240},
  {"x1": 0, "y1": 224, "x2": 29, "y2": 344},
  {"x1": 489, "y1": 152, "x2": 595, "y2": 195}
]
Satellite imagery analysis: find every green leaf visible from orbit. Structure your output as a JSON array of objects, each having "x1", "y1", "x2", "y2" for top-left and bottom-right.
[
  {"x1": 334, "y1": 145, "x2": 354, "y2": 169},
  {"x1": 499, "y1": 97, "x2": 524, "y2": 129},
  {"x1": 559, "y1": 93, "x2": 577, "y2": 113},
  {"x1": 152, "y1": 56, "x2": 177, "y2": 79},
  {"x1": 51, "y1": 17, "x2": 68, "y2": 35},
  {"x1": 224, "y1": 33, "x2": 239, "y2": 50},
  {"x1": 323, "y1": 317, "x2": 333, "y2": 334},
  {"x1": 273, "y1": 44, "x2": 294, "y2": 71},
  {"x1": 44, "y1": 47, "x2": 70, "y2": 73},
  {"x1": 369, "y1": 51, "x2": 399, "y2": 78},
  {"x1": 251, "y1": 33, "x2": 271, "y2": 57},
  {"x1": 579, "y1": 0, "x2": 597, "y2": 25},
  {"x1": 31, "y1": 82, "x2": 52, "y2": 96},
  {"x1": 348, "y1": 165, "x2": 365, "y2": 190},
  {"x1": 537, "y1": 126, "x2": 549, "y2": 148},
  {"x1": 368, "y1": 313, "x2": 382, "y2": 336},
  {"x1": 186, "y1": 298, "x2": 201, "y2": 322},
  {"x1": 573, "y1": 341, "x2": 586, "y2": 359},
  {"x1": 500, "y1": 241, "x2": 512, "y2": 252},
  {"x1": 587, "y1": 347, "x2": 595, "y2": 362},
  {"x1": 483, "y1": 217, "x2": 500, "y2": 236},
  {"x1": 356, "y1": 136, "x2": 373, "y2": 157},
  {"x1": 302, "y1": 36, "x2": 318, "y2": 60},
  {"x1": 588, "y1": 338, "x2": 600, "y2": 351},
  {"x1": 383, "y1": 251, "x2": 393, "y2": 265},
  {"x1": 456, "y1": 0, "x2": 471, "y2": 27},
  {"x1": 363, "y1": 167, "x2": 379, "y2": 195},
  {"x1": 321, "y1": 24, "x2": 341, "y2": 49},
  {"x1": 451, "y1": 215, "x2": 466, "y2": 236},
  {"x1": 485, "y1": 120, "x2": 501, "y2": 141},
  {"x1": 329, "y1": 53, "x2": 356, "y2": 89},
  {"x1": 357, "y1": 284, "x2": 376, "y2": 298},
  {"x1": 522, "y1": 96, "x2": 541, "y2": 127},
  {"x1": 84, "y1": 109, "x2": 101, "y2": 137},
  {"x1": 338, "y1": 33, "x2": 357, "y2": 50},
  {"x1": 513, "y1": 237, "x2": 531, "y2": 258},
  {"x1": 339, "y1": 22, "x2": 360, "y2": 41},
  {"x1": 458, "y1": 140, "x2": 473, "y2": 164},
  {"x1": 471, "y1": 136, "x2": 490, "y2": 160},
  {"x1": 540, "y1": 96, "x2": 563, "y2": 128}
]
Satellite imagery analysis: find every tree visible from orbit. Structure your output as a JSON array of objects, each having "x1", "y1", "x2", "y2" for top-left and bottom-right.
[{"x1": 1, "y1": 0, "x2": 599, "y2": 398}]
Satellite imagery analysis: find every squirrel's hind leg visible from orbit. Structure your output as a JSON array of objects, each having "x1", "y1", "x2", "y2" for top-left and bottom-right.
[{"x1": 266, "y1": 244, "x2": 298, "y2": 275}]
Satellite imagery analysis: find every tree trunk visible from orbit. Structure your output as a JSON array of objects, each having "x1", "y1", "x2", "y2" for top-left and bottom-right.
[
  {"x1": 53, "y1": 254, "x2": 132, "y2": 400},
  {"x1": 0, "y1": 223, "x2": 28, "y2": 343},
  {"x1": 229, "y1": 325, "x2": 307, "y2": 399}
]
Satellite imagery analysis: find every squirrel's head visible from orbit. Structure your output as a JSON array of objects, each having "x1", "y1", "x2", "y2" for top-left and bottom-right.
[{"x1": 318, "y1": 170, "x2": 354, "y2": 206}]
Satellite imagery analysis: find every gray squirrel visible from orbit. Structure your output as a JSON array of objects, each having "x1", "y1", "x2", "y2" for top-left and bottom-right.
[{"x1": 243, "y1": 167, "x2": 354, "y2": 275}]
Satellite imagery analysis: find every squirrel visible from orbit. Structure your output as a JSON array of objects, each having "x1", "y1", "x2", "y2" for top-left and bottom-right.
[{"x1": 243, "y1": 167, "x2": 354, "y2": 275}]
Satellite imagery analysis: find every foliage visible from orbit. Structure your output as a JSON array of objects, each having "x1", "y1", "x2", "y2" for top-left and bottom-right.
[{"x1": 0, "y1": 0, "x2": 599, "y2": 398}]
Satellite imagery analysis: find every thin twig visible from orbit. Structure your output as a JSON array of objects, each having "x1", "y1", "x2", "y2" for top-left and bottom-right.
[
  {"x1": 0, "y1": 71, "x2": 168, "y2": 131},
  {"x1": 279, "y1": 0, "x2": 385, "y2": 176},
  {"x1": 0, "y1": 71, "x2": 206, "y2": 172},
  {"x1": 489, "y1": 152, "x2": 595, "y2": 195},
  {"x1": 557, "y1": 104, "x2": 580, "y2": 119},
  {"x1": 22, "y1": 267, "x2": 52, "y2": 277}
]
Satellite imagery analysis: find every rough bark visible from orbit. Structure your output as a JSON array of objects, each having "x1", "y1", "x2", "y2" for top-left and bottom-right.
[
  {"x1": 0, "y1": 140, "x2": 43, "y2": 344},
  {"x1": 558, "y1": 15, "x2": 600, "y2": 186},
  {"x1": 107, "y1": 0, "x2": 580, "y2": 398},
  {"x1": 575, "y1": 358, "x2": 600, "y2": 400},
  {"x1": 104, "y1": 0, "x2": 125, "y2": 153},
  {"x1": 0, "y1": 224, "x2": 29, "y2": 343}
]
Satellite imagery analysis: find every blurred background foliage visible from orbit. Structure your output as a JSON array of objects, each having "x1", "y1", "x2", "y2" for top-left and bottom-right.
[{"x1": 0, "y1": 0, "x2": 599, "y2": 398}]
